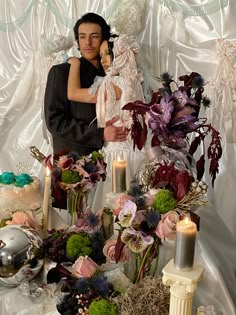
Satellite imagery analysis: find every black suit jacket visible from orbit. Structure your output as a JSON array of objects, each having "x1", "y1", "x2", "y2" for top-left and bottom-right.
[{"x1": 44, "y1": 58, "x2": 105, "y2": 155}]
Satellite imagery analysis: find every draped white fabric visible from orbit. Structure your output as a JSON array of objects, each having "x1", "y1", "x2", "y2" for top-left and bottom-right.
[{"x1": 0, "y1": 0, "x2": 236, "y2": 313}]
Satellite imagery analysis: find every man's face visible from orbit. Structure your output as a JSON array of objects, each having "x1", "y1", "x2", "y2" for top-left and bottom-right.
[{"x1": 78, "y1": 23, "x2": 103, "y2": 62}]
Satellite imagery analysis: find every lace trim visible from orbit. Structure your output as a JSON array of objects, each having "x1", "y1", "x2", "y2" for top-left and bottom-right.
[
  {"x1": 205, "y1": 39, "x2": 236, "y2": 143},
  {"x1": 103, "y1": 0, "x2": 146, "y2": 35}
]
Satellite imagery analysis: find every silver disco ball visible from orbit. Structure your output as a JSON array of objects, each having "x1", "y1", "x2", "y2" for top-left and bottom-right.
[{"x1": 0, "y1": 225, "x2": 43, "y2": 287}]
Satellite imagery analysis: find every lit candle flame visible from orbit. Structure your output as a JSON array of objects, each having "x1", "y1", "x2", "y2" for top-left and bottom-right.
[{"x1": 184, "y1": 216, "x2": 190, "y2": 225}]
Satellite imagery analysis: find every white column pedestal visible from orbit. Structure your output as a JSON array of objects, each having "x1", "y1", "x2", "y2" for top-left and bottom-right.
[{"x1": 162, "y1": 259, "x2": 204, "y2": 315}]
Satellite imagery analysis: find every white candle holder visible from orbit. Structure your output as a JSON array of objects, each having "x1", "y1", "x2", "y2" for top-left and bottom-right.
[{"x1": 162, "y1": 259, "x2": 204, "y2": 315}]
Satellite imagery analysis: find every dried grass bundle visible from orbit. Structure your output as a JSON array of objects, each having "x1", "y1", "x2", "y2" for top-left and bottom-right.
[{"x1": 112, "y1": 276, "x2": 170, "y2": 315}]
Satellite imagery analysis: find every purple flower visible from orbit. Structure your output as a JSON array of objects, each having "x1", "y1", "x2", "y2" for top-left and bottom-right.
[
  {"x1": 75, "y1": 208, "x2": 102, "y2": 234},
  {"x1": 149, "y1": 93, "x2": 174, "y2": 125}
]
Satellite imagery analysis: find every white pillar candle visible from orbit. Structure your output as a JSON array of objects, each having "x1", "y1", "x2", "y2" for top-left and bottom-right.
[
  {"x1": 112, "y1": 159, "x2": 127, "y2": 193},
  {"x1": 174, "y1": 217, "x2": 197, "y2": 271},
  {"x1": 42, "y1": 167, "x2": 51, "y2": 235}
]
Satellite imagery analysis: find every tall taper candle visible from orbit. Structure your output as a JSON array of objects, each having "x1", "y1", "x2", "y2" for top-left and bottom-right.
[
  {"x1": 43, "y1": 167, "x2": 51, "y2": 235},
  {"x1": 174, "y1": 217, "x2": 197, "y2": 271},
  {"x1": 112, "y1": 159, "x2": 126, "y2": 193}
]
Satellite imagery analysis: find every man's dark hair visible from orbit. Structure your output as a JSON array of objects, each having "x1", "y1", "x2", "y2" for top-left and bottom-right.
[{"x1": 73, "y1": 12, "x2": 111, "y2": 42}]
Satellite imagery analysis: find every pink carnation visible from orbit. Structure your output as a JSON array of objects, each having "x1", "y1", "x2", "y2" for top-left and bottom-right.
[
  {"x1": 72, "y1": 256, "x2": 97, "y2": 278},
  {"x1": 155, "y1": 210, "x2": 179, "y2": 240},
  {"x1": 103, "y1": 238, "x2": 130, "y2": 263}
]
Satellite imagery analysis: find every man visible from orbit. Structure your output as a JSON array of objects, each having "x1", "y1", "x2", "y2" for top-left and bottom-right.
[{"x1": 44, "y1": 12, "x2": 128, "y2": 156}]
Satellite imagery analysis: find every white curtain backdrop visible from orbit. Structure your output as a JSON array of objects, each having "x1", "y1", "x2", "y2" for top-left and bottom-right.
[{"x1": 0, "y1": 1, "x2": 236, "y2": 312}]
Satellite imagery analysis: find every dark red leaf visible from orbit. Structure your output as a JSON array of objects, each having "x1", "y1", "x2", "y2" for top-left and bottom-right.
[
  {"x1": 115, "y1": 231, "x2": 125, "y2": 263},
  {"x1": 122, "y1": 100, "x2": 149, "y2": 115},
  {"x1": 151, "y1": 134, "x2": 160, "y2": 147},
  {"x1": 137, "y1": 116, "x2": 148, "y2": 150},
  {"x1": 196, "y1": 154, "x2": 205, "y2": 181},
  {"x1": 189, "y1": 135, "x2": 201, "y2": 156}
]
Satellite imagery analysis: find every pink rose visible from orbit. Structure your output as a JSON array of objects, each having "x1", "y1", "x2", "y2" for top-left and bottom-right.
[
  {"x1": 155, "y1": 211, "x2": 179, "y2": 240},
  {"x1": 6, "y1": 211, "x2": 37, "y2": 229},
  {"x1": 113, "y1": 194, "x2": 133, "y2": 217},
  {"x1": 103, "y1": 238, "x2": 130, "y2": 263},
  {"x1": 72, "y1": 256, "x2": 97, "y2": 278}
]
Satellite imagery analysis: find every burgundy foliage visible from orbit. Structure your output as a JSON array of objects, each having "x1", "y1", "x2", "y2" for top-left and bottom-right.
[
  {"x1": 152, "y1": 162, "x2": 193, "y2": 201},
  {"x1": 122, "y1": 72, "x2": 222, "y2": 187}
]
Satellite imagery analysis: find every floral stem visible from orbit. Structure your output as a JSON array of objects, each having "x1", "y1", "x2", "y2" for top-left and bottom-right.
[
  {"x1": 152, "y1": 246, "x2": 159, "y2": 277},
  {"x1": 135, "y1": 245, "x2": 152, "y2": 283}
]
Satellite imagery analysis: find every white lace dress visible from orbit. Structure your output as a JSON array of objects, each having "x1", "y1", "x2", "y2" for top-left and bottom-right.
[{"x1": 91, "y1": 74, "x2": 146, "y2": 212}]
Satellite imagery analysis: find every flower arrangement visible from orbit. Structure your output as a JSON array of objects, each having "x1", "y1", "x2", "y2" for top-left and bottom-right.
[
  {"x1": 42, "y1": 211, "x2": 120, "y2": 315},
  {"x1": 105, "y1": 71, "x2": 223, "y2": 284},
  {"x1": 123, "y1": 72, "x2": 222, "y2": 186},
  {"x1": 105, "y1": 171, "x2": 206, "y2": 283},
  {"x1": 44, "y1": 150, "x2": 107, "y2": 223}
]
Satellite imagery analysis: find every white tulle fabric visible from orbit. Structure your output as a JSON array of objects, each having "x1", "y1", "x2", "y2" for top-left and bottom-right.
[{"x1": 0, "y1": 0, "x2": 236, "y2": 313}]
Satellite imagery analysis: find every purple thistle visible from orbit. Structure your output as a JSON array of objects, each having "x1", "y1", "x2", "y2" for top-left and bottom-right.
[
  {"x1": 87, "y1": 212, "x2": 100, "y2": 228},
  {"x1": 192, "y1": 75, "x2": 205, "y2": 89},
  {"x1": 75, "y1": 278, "x2": 90, "y2": 293},
  {"x1": 84, "y1": 161, "x2": 97, "y2": 173},
  {"x1": 145, "y1": 210, "x2": 161, "y2": 229},
  {"x1": 91, "y1": 276, "x2": 111, "y2": 296}
]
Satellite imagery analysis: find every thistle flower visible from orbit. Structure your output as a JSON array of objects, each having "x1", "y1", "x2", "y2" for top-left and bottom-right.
[
  {"x1": 75, "y1": 277, "x2": 90, "y2": 293},
  {"x1": 128, "y1": 179, "x2": 143, "y2": 196},
  {"x1": 133, "y1": 195, "x2": 146, "y2": 209},
  {"x1": 84, "y1": 161, "x2": 97, "y2": 173},
  {"x1": 67, "y1": 151, "x2": 80, "y2": 161},
  {"x1": 192, "y1": 75, "x2": 205, "y2": 89},
  {"x1": 159, "y1": 72, "x2": 173, "y2": 84},
  {"x1": 202, "y1": 96, "x2": 211, "y2": 108},
  {"x1": 75, "y1": 208, "x2": 102, "y2": 234},
  {"x1": 87, "y1": 212, "x2": 100, "y2": 229},
  {"x1": 144, "y1": 210, "x2": 161, "y2": 229},
  {"x1": 91, "y1": 276, "x2": 111, "y2": 296}
]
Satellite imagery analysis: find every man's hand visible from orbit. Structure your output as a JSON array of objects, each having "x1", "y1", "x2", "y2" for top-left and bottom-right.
[{"x1": 104, "y1": 116, "x2": 129, "y2": 142}]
